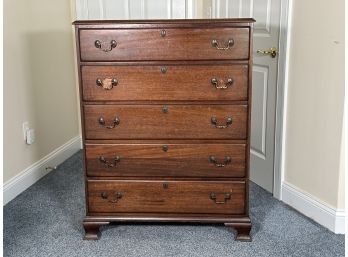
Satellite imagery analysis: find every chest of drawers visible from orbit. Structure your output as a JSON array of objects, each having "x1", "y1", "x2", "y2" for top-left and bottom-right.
[{"x1": 74, "y1": 19, "x2": 254, "y2": 241}]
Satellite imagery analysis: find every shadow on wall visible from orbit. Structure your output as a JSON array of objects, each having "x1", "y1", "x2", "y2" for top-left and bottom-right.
[{"x1": 24, "y1": 30, "x2": 78, "y2": 157}]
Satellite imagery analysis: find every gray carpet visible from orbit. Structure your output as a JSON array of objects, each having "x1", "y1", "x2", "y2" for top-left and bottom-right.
[{"x1": 4, "y1": 151, "x2": 344, "y2": 257}]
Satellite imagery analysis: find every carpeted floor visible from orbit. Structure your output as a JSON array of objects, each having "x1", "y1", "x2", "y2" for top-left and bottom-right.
[{"x1": 4, "y1": 151, "x2": 345, "y2": 257}]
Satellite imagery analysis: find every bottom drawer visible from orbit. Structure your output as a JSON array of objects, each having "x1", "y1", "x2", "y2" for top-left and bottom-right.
[{"x1": 87, "y1": 180, "x2": 246, "y2": 214}]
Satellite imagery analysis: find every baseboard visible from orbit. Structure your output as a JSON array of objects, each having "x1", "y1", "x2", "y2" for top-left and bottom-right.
[
  {"x1": 282, "y1": 182, "x2": 345, "y2": 234},
  {"x1": 3, "y1": 135, "x2": 82, "y2": 206},
  {"x1": 334, "y1": 210, "x2": 345, "y2": 234}
]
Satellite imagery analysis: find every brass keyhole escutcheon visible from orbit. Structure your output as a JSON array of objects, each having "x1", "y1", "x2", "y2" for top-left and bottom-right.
[
  {"x1": 160, "y1": 30, "x2": 166, "y2": 37},
  {"x1": 163, "y1": 182, "x2": 169, "y2": 189},
  {"x1": 162, "y1": 106, "x2": 169, "y2": 113},
  {"x1": 101, "y1": 192, "x2": 108, "y2": 199},
  {"x1": 160, "y1": 67, "x2": 167, "y2": 74}
]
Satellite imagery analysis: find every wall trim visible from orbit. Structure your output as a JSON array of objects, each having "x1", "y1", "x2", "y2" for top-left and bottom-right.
[
  {"x1": 282, "y1": 181, "x2": 345, "y2": 234},
  {"x1": 3, "y1": 135, "x2": 82, "y2": 206}
]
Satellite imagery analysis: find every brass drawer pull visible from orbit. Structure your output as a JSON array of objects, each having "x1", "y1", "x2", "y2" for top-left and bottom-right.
[
  {"x1": 94, "y1": 39, "x2": 117, "y2": 52},
  {"x1": 211, "y1": 39, "x2": 234, "y2": 50},
  {"x1": 98, "y1": 116, "x2": 120, "y2": 129},
  {"x1": 100, "y1": 192, "x2": 123, "y2": 203},
  {"x1": 211, "y1": 117, "x2": 232, "y2": 129},
  {"x1": 209, "y1": 156, "x2": 231, "y2": 167},
  {"x1": 99, "y1": 156, "x2": 120, "y2": 167},
  {"x1": 96, "y1": 78, "x2": 118, "y2": 90},
  {"x1": 211, "y1": 78, "x2": 233, "y2": 89},
  {"x1": 210, "y1": 193, "x2": 231, "y2": 204},
  {"x1": 109, "y1": 192, "x2": 123, "y2": 203}
]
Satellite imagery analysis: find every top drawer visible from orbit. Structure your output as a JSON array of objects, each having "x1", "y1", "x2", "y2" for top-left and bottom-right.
[{"x1": 79, "y1": 28, "x2": 250, "y2": 61}]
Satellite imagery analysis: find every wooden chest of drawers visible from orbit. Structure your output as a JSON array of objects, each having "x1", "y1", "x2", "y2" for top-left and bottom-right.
[{"x1": 74, "y1": 19, "x2": 254, "y2": 241}]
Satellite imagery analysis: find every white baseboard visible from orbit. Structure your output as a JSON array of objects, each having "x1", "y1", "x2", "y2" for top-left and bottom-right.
[
  {"x1": 3, "y1": 135, "x2": 82, "y2": 206},
  {"x1": 282, "y1": 181, "x2": 345, "y2": 234}
]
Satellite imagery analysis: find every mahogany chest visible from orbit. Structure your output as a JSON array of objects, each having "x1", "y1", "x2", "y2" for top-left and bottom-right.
[{"x1": 74, "y1": 19, "x2": 254, "y2": 241}]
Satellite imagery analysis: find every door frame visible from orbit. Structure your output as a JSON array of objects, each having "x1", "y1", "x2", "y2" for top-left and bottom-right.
[{"x1": 272, "y1": 0, "x2": 291, "y2": 200}]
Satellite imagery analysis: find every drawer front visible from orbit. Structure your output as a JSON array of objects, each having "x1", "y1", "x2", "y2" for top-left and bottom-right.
[
  {"x1": 84, "y1": 105, "x2": 248, "y2": 139},
  {"x1": 87, "y1": 180, "x2": 246, "y2": 214},
  {"x1": 81, "y1": 65, "x2": 248, "y2": 101},
  {"x1": 79, "y1": 28, "x2": 250, "y2": 61},
  {"x1": 85, "y1": 143, "x2": 246, "y2": 178}
]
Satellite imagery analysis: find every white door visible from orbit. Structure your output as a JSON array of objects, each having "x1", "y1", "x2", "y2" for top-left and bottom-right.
[
  {"x1": 249, "y1": 1, "x2": 281, "y2": 193},
  {"x1": 75, "y1": 0, "x2": 282, "y2": 193},
  {"x1": 76, "y1": 0, "x2": 190, "y2": 19}
]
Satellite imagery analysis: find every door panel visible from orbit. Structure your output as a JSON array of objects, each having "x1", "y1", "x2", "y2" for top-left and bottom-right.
[
  {"x1": 251, "y1": 65, "x2": 268, "y2": 160},
  {"x1": 76, "y1": 0, "x2": 187, "y2": 20},
  {"x1": 250, "y1": 0, "x2": 280, "y2": 193}
]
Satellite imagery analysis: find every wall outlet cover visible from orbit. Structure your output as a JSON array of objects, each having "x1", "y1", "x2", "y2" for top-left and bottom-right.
[
  {"x1": 22, "y1": 122, "x2": 29, "y2": 140},
  {"x1": 26, "y1": 129, "x2": 35, "y2": 145}
]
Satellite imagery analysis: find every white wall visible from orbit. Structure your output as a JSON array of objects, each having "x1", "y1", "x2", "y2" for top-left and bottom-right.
[
  {"x1": 284, "y1": 0, "x2": 344, "y2": 210},
  {"x1": 4, "y1": 0, "x2": 80, "y2": 183}
]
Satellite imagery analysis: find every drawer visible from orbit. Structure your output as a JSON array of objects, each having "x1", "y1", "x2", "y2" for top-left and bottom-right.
[
  {"x1": 87, "y1": 180, "x2": 246, "y2": 214},
  {"x1": 81, "y1": 65, "x2": 248, "y2": 101},
  {"x1": 84, "y1": 105, "x2": 248, "y2": 139},
  {"x1": 85, "y1": 143, "x2": 246, "y2": 178},
  {"x1": 79, "y1": 28, "x2": 250, "y2": 61}
]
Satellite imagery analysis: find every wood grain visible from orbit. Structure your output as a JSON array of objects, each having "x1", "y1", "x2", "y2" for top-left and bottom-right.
[
  {"x1": 79, "y1": 28, "x2": 250, "y2": 61},
  {"x1": 85, "y1": 143, "x2": 246, "y2": 177},
  {"x1": 81, "y1": 64, "x2": 248, "y2": 101},
  {"x1": 84, "y1": 104, "x2": 248, "y2": 139},
  {"x1": 87, "y1": 180, "x2": 246, "y2": 214}
]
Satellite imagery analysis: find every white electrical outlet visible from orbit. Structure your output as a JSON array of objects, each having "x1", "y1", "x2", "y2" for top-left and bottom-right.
[
  {"x1": 22, "y1": 121, "x2": 29, "y2": 140},
  {"x1": 26, "y1": 128, "x2": 35, "y2": 145},
  {"x1": 22, "y1": 121, "x2": 35, "y2": 145}
]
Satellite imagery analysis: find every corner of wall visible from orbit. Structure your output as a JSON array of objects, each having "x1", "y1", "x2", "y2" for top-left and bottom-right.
[
  {"x1": 282, "y1": 181, "x2": 345, "y2": 234},
  {"x1": 280, "y1": 0, "x2": 345, "y2": 234},
  {"x1": 3, "y1": 136, "x2": 82, "y2": 205}
]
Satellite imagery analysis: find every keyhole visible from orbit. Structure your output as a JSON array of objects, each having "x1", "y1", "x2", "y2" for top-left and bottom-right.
[
  {"x1": 160, "y1": 30, "x2": 166, "y2": 37},
  {"x1": 162, "y1": 106, "x2": 169, "y2": 113},
  {"x1": 160, "y1": 67, "x2": 167, "y2": 74}
]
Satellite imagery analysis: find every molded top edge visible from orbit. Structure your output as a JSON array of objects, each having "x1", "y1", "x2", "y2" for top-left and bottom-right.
[{"x1": 73, "y1": 18, "x2": 255, "y2": 26}]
